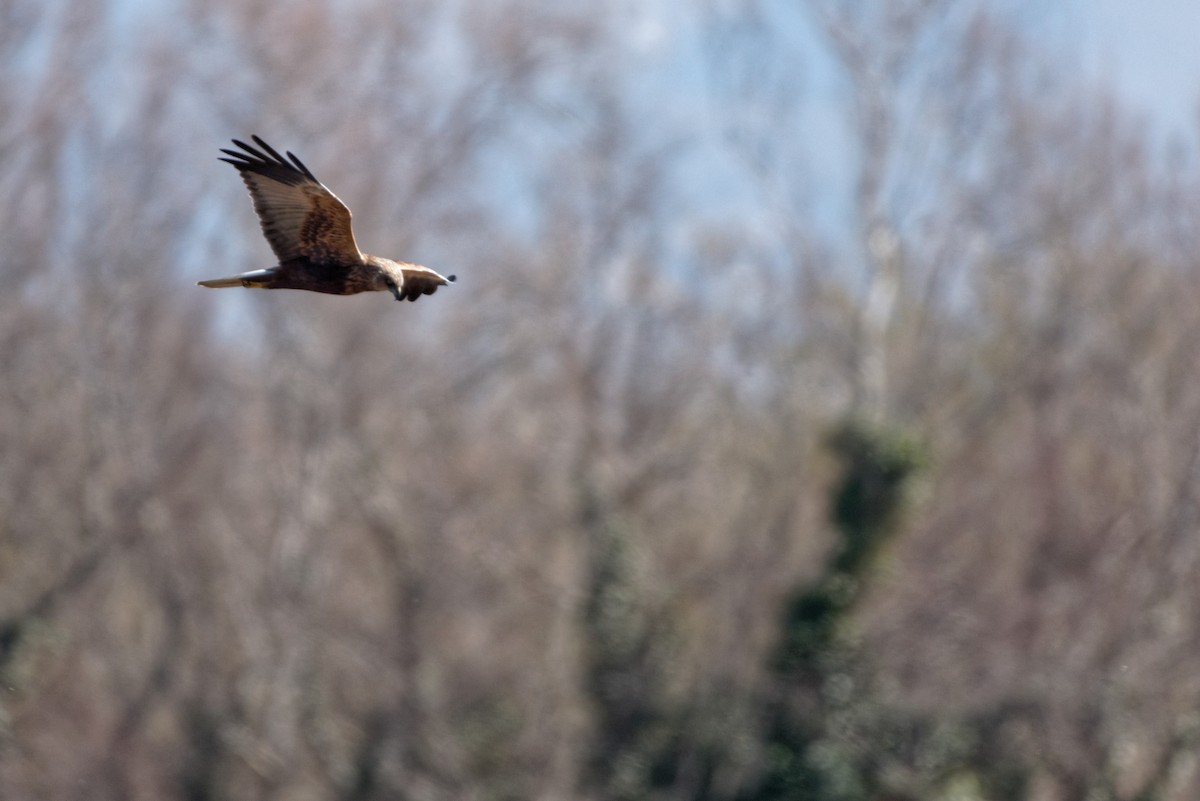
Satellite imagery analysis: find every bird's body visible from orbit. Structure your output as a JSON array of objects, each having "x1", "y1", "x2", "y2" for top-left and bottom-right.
[{"x1": 198, "y1": 136, "x2": 455, "y2": 302}]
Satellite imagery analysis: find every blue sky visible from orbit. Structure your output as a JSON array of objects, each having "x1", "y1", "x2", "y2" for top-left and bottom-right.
[
  {"x1": 93, "y1": 0, "x2": 1200, "y2": 143},
  {"x1": 1074, "y1": 0, "x2": 1200, "y2": 137}
]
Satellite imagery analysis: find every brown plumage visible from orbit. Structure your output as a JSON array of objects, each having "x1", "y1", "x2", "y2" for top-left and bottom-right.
[{"x1": 198, "y1": 136, "x2": 456, "y2": 302}]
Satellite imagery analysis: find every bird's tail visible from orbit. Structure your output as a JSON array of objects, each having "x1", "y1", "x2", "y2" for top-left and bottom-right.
[
  {"x1": 197, "y1": 276, "x2": 245, "y2": 288},
  {"x1": 197, "y1": 268, "x2": 274, "y2": 289}
]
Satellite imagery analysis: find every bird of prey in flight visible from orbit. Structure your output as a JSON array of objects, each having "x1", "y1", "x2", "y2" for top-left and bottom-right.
[{"x1": 198, "y1": 136, "x2": 456, "y2": 302}]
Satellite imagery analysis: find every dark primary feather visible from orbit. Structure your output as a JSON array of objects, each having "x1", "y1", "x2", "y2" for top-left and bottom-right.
[{"x1": 218, "y1": 135, "x2": 317, "y2": 184}]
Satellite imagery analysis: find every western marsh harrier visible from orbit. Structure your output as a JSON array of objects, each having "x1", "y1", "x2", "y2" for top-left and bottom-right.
[{"x1": 198, "y1": 136, "x2": 455, "y2": 302}]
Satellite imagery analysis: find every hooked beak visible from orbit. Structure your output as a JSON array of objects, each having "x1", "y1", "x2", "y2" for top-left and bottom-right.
[{"x1": 389, "y1": 283, "x2": 404, "y2": 301}]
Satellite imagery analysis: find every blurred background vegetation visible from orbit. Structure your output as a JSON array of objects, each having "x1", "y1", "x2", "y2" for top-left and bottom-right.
[{"x1": 3, "y1": 0, "x2": 1200, "y2": 799}]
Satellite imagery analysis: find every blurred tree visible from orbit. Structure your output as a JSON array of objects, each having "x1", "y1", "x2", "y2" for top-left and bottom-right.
[{"x1": 750, "y1": 421, "x2": 925, "y2": 801}]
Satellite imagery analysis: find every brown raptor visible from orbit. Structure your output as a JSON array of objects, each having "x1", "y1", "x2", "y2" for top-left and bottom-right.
[{"x1": 199, "y1": 136, "x2": 455, "y2": 302}]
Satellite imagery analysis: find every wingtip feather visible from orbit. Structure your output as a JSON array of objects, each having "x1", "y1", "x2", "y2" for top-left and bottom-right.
[
  {"x1": 286, "y1": 150, "x2": 316, "y2": 180},
  {"x1": 251, "y1": 135, "x2": 291, "y2": 167},
  {"x1": 231, "y1": 137, "x2": 273, "y2": 165}
]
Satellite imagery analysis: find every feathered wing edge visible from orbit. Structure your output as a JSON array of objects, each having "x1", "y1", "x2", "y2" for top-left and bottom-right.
[{"x1": 217, "y1": 135, "x2": 318, "y2": 185}]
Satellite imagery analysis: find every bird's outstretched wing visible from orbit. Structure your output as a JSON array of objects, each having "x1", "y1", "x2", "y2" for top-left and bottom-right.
[
  {"x1": 398, "y1": 263, "x2": 458, "y2": 302},
  {"x1": 219, "y1": 136, "x2": 362, "y2": 265}
]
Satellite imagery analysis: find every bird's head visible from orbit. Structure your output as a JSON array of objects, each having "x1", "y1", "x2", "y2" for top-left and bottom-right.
[{"x1": 377, "y1": 261, "x2": 407, "y2": 301}]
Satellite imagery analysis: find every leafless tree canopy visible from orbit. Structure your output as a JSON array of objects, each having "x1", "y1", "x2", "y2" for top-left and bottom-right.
[{"x1": 2, "y1": 1, "x2": 1200, "y2": 799}]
